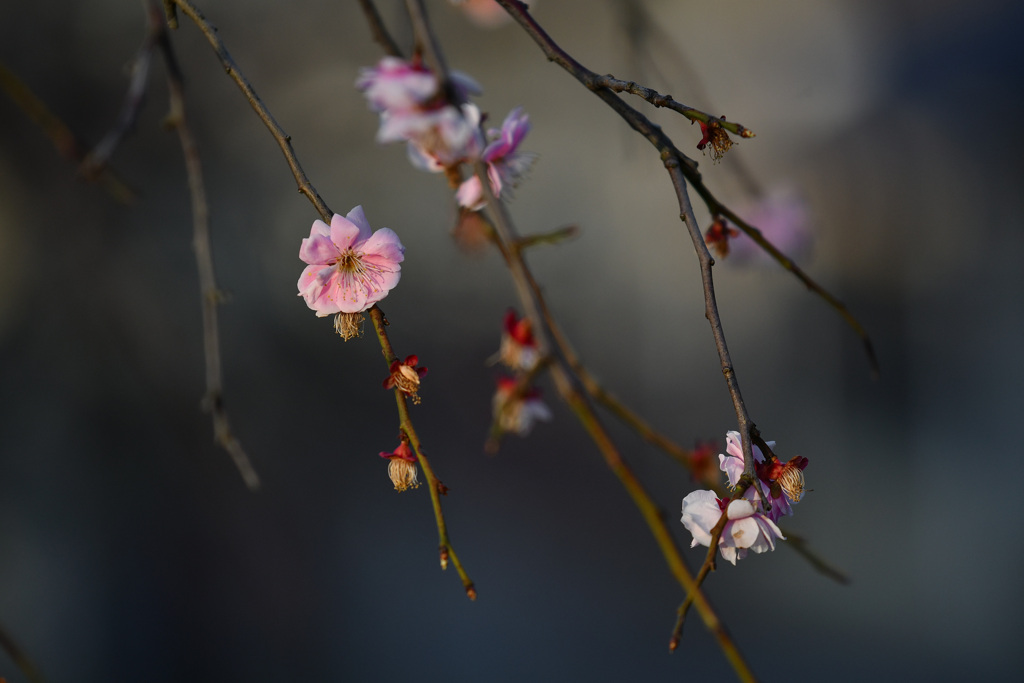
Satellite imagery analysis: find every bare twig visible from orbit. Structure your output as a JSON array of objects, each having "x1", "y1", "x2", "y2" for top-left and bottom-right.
[
  {"x1": 167, "y1": 0, "x2": 472, "y2": 594},
  {"x1": 590, "y1": 74, "x2": 754, "y2": 138},
  {"x1": 494, "y1": 0, "x2": 876, "y2": 377},
  {"x1": 80, "y1": 31, "x2": 154, "y2": 180},
  {"x1": 710, "y1": 199, "x2": 880, "y2": 377},
  {"x1": 782, "y1": 530, "x2": 851, "y2": 585},
  {"x1": 0, "y1": 61, "x2": 135, "y2": 203},
  {"x1": 356, "y1": 0, "x2": 403, "y2": 58},
  {"x1": 149, "y1": 0, "x2": 260, "y2": 490},
  {"x1": 475, "y1": 162, "x2": 755, "y2": 682},
  {"x1": 168, "y1": 0, "x2": 332, "y2": 221}
]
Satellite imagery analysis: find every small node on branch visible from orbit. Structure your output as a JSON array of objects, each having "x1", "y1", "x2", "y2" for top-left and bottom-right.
[
  {"x1": 439, "y1": 546, "x2": 449, "y2": 570},
  {"x1": 465, "y1": 585, "x2": 477, "y2": 601}
]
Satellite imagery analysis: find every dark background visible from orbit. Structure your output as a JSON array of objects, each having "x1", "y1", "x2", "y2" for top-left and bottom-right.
[{"x1": 1, "y1": 0, "x2": 1022, "y2": 680}]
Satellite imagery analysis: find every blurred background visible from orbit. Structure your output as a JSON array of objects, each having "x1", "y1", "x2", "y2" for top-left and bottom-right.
[{"x1": 1, "y1": 0, "x2": 1022, "y2": 680}]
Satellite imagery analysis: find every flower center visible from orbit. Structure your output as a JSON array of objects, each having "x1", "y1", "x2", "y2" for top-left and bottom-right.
[
  {"x1": 338, "y1": 249, "x2": 366, "y2": 276},
  {"x1": 335, "y1": 247, "x2": 387, "y2": 296}
]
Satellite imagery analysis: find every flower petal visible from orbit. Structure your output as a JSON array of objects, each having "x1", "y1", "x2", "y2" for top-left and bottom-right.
[
  {"x1": 330, "y1": 213, "x2": 367, "y2": 251},
  {"x1": 299, "y1": 232, "x2": 340, "y2": 266},
  {"x1": 333, "y1": 274, "x2": 371, "y2": 313},
  {"x1": 361, "y1": 228, "x2": 405, "y2": 263},
  {"x1": 455, "y1": 176, "x2": 485, "y2": 210},
  {"x1": 344, "y1": 206, "x2": 374, "y2": 237}
]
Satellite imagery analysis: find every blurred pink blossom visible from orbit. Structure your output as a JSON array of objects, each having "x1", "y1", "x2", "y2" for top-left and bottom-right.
[
  {"x1": 493, "y1": 376, "x2": 552, "y2": 436},
  {"x1": 450, "y1": 0, "x2": 535, "y2": 28},
  {"x1": 680, "y1": 490, "x2": 785, "y2": 565},
  {"x1": 297, "y1": 206, "x2": 404, "y2": 315},
  {"x1": 357, "y1": 57, "x2": 483, "y2": 168},
  {"x1": 726, "y1": 187, "x2": 813, "y2": 264},
  {"x1": 719, "y1": 430, "x2": 807, "y2": 522},
  {"x1": 456, "y1": 107, "x2": 535, "y2": 209}
]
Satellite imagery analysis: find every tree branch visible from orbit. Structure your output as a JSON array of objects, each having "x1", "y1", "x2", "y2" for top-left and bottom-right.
[{"x1": 150, "y1": 0, "x2": 260, "y2": 490}]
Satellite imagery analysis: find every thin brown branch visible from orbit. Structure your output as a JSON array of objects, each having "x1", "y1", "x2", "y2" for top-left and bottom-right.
[
  {"x1": 590, "y1": 74, "x2": 754, "y2": 138},
  {"x1": 80, "y1": 31, "x2": 154, "y2": 180},
  {"x1": 494, "y1": 0, "x2": 876, "y2": 377},
  {"x1": 150, "y1": 0, "x2": 260, "y2": 490},
  {"x1": 781, "y1": 530, "x2": 851, "y2": 585},
  {"x1": 169, "y1": 0, "x2": 332, "y2": 221},
  {"x1": 711, "y1": 199, "x2": 880, "y2": 377},
  {"x1": 614, "y1": 0, "x2": 762, "y2": 197},
  {"x1": 669, "y1": 478, "x2": 754, "y2": 649},
  {"x1": 405, "y1": 0, "x2": 447, "y2": 78},
  {"x1": 357, "y1": 0, "x2": 403, "y2": 58},
  {"x1": 369, "y1": 307, "x2": 475, "y2": 599},
  {"x1": 0, "y1": 61, "x2": 135, "y2": 203},
  {"x1": 475, "y1": 163, "x2": 754, "y2": 681}
]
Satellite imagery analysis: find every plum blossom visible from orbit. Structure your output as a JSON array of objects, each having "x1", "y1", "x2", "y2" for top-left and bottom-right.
[
  {"x1": 492, "y1": 376, "x2": 552, "y2": 436},
  {"x1": 695, "y1": 117, "x2": 733, "y2": 161},
  {"x1": 297, "y1": 207, "x2": 404, "y2": 338},
  {"x1": 357, "y1": 57, "x2": 482, "y2": 168},
  {"x1": 450, "y1": 0, "x2": 536, "y2": 28},
  {"x1": 491, "y1": 308, "x2": 540, "y2": 371},
  {"x1": 379, "y1": 441, "x2": 419, "y2": 492},
  {"x1": 455, "y1": 107, "x2": 536, "y2": 210},
  {"x1": 725, "y1": 188, "x2": 813, "y2": 265},
  {"x1": 357, "y1": 57, "x2": 438, "y2": 114},
  {"x1": 718, "y1": 430, "x2": 808, "y2": 522},
  {"x1": 680, "y1": 490, "x2": 785, "y2": 565},
  {"x1": 383, "y1": 355, "x2": 428, "y2": 404}
]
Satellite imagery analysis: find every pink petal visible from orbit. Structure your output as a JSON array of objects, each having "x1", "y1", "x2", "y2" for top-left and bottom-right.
[
  {"x1": 344, "y1": 206, "x2": 374, "y2": 236},
  {"x1": 329, "y1": 213, "x2": 366, "y2": 251},
  {"x1": 297, "y1": 264, "x2": 323, "y2": 299},
  {"x1": 362, "y1": 270, "x2": 401, "y2": 307},
  {"x1": 299, "y1": 232, "x2": 339, "y2": 266},
  {"x1": 455, "y1": 176, "x2": 484, "y2": 210},
  {"x1": 361, "y1": 228, "x2": 405, "y2": 263},
  {"x1": 309, "y1": 218, "x2": 330, "y2": 238},
  {"x1": 334, "y1": 277, "x2": 371, "y2": 313}
]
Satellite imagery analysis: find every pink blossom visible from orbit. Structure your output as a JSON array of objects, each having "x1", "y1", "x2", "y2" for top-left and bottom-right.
[
  {"x1": 404, "y1": 103, "x2": 484, "y2": 170},
  {"x1": 719, "y1": 430, "x2": 807, "y2": 522},
  {"x1": 297, "y1": 206, "x2": 404, "y2": 315},
  {"x1": 450, "y1": 0, "x2": 532, "y2": 28},
  {"x1": 726, "y1": 187, "x2": 813, "y2": 264},
  {"x1": 357, "y1": 57, "x2": 438, "y2": 114},
  {"x1": 357, "y1": 57, "x2": 483, "y2": 168},
  {"x1": 680, "y1": 490, "x2": 785, "y2": 565},
  {"x1": 455, "y1": 107, "x2": 535, "y2": 210},
  {"x1": 493, "y1": 376, "x2": 552, "y2": 436},
  {"x1": 719, "y1": 430, "x2": 770, "y2": 488}
]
